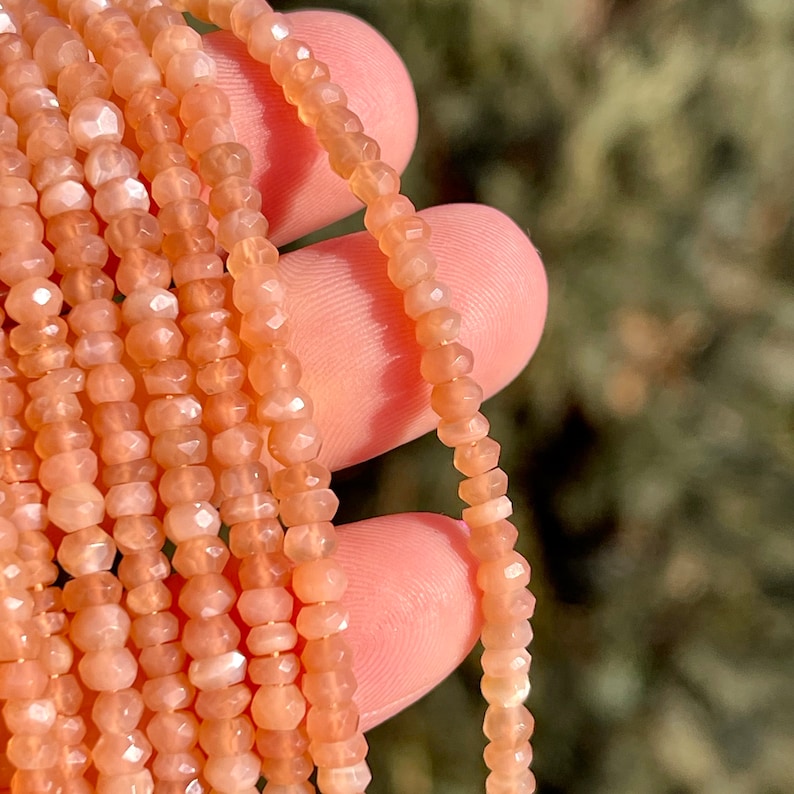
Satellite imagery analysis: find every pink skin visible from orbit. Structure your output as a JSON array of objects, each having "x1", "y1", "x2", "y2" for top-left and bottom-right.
[{"x1": 206, "y1": 10, "x2": 547, "y2": 730}]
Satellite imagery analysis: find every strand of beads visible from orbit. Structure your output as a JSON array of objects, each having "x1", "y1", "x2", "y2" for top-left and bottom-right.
[
  {"x1": 169, "y1": 3, "x2": 373, "y2": 791},
  {"x1": 3, "y1": 7, "x2": 164, "y2": 791},
  {"x1": 205, "y1": 3, "x2": 537, "y2": 792}
]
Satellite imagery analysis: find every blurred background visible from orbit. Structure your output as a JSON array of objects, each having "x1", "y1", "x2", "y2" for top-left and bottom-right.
[{"x1": 281, "y1": 2, "x2": 794, "y2": 792}]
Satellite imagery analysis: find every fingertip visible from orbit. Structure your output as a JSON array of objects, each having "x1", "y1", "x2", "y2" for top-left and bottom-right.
[{"x1": 337, "y1": 513, "x2": 480, "y2": 730}]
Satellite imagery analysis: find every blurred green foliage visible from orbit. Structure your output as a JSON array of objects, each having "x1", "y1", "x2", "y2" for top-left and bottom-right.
[{"x1": 279, "y1": 2, "x2": 794, "y2": 792}]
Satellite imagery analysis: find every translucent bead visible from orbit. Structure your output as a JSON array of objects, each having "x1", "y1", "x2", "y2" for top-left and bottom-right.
[
  {"x1": 462, "y1": 494, "x2": 513, "y2": 527},
  {"x1": 195, "y1": 681, "x2": 251, "y2": 721},
  {"x1": 124, "y1": 318, "x2": 183, "y2": 366},
  {"x1": 141, "y1": 672, "x2": 193, "y2": 712},
  {"x1": 38, "y1": 448, "x2": 98, "y2": 492},
  {"x1": 104, "y1": 209, "x2": 163, "y2": 256},
  {"x1": 420, "y1": 341, "x2": 474, "y2": 385},
  {"x1": 56, "y1": 60, "x2": 112, "y2": 115},
  {"x1": 248, "y1": 652, "x2": 300, "y2": 686},
  {"x1": 68, "y1": 97, "x2": 124, "y2": 151},
  {"x1": 116, "y1": 248, "x2": 170, "y2": 294},
  {"x1": 403, "y1": 277, "x2": 452, "y2": 320},
  {"x1": 301, "y1": 668, "x2": 357, "y2": 708},
  {"x1": 295, "y1": 81, "x2": 347, "y2": 127},
  {"x1": 250, "y1": 684, "x2": 305, "y2": 731},
  {"x1": 237, "y1": 550, "x2": 291, "y2": 590},
  {"x1": 78, "y1": 646, "x2": 138, "y2": 691},
  {"x1": 485, "y1": 769, "x2": 536, "y2": 794},
  {"x1": 459, "y1": 468, "x2": 509, "y2": 506},
  {"x1": 292, "y1": 558, "x2": 347, "y2": 604},
  {"x1": 198, "y1": 141, "x2": 252, "y2": 187},
  {"x1": 130, "y1": 612, "x2": 179, "y2": 650},
  {"x1": 227, "y1": 518, "x2": 282, "y2": 557},
  {"x1": 47, "y1": 482, "x2": 105, "y2": 533},
  {"x1": 387, "y1": 243, "x2": 437, "y2": 290},
  {"x1": 99, "y1": 429, "x2": 149, "y2": 465},
  {"x1": 188, "y1": 650, "x2": 247, "y2": 691},
  {"x1": 309, "y1": 733, "x2": 368, "y2": 769},
  {"x1": 476, "y1": 552, "x2": 531, "y2": 595},
  {"x1": 5, "y1": 277, "x2": 62, "y2": 323},
  {"x1": 247, "y1": 12, "x2": 293, "y2": 63},
  {"x1": 171, "y1": 534, "x2": 229, "y2": 577},
  {"x1": 209, "y1": 175, "x2": 261, "y2": 218},
  {"x1": 363, "y1": 193, "x2": 414, "y2": 238},
  {"x1": 248, "y1": 348, "x2": 301, "y2": 393},
  {"x1": 315, "y1": 761, "x2": 371, "y2": 794},
  {"x1": 454, "y1": 436, "x2": 502, "y2": 477},
  {"x1": 151, "y1": 25, "x2": 202, "y2": 70},
  {"x1": 415, "y1": 306, "x2": 461, "y2": 348},
  {"x1": 326, "y1": 132, "x2": 380, "y2": 180},
  {"x1": 125, "y1": 85, "x2": 179, "y2": 130},
  {"x1": 134, "y1": 111, "x2": 180, "y2": 151},
  {"x1": 151, "y1": 166, "x2": 201, "y2": 207},
  {"x1": 165, "y1": 48, "x2": 218, "y2": 98},
  {"x1": 146, "y1": 710, "x2": 199, "y2": 754},
  {"x1": 0, "y1": 205, "x2": 43, "y2": 246},
  {"x1": 468, "y1": 520, "x2": 521, "y2": 563},
  {"x1": 182, "y1": 614, "x2": 240, "y2": 658},
  {"x1": 63, "y1": 570, "x2": 122, "y2": 611},
  {"x1": 480, "y1": 671, "x2": 531, "y2": 708},
  {"x1": 163, "y1": 501, "x2": 220, "y2": 543},
  {"x1": 300, "y1": 635, "x2": 353, "y2": 673},
  {"x1": 216, "y1": 207, "x2": 269, "y2": 252},
  {"x1": 93, "y1": 176, "x2": 150, "y2": 220},
  {"x1": 437, "y1": 412, "x2": 490, "y2": 447},
  {"x1": 144, "y1": 394, "x2": 202, "y2": 435},
  {"x1": 283, "y1": 522, "x2": 338, "y2": 563},
  {"x1": 296, "y1": 602, "x2": 349, "y2": 641},
  {"x1": 159, "y1": 465, "x2": 215, "y2": 506},
  {"x1": 139, "y1": 141, "x2": 190, "y2": 181},
  {"x1": 348, "y1": 159, "x2": 400, "y2": 205},
  {"x1": 481, "y1": 620, "x2": 533, "y2": 651}
]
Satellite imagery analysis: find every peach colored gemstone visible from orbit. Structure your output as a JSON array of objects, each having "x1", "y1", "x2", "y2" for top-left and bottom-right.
[
  {"x1": 125, "y1": 84, "x2": 179, "y2": 131},
  {"x1": 63, "y1": 570, "x2": 121, "y2": 611},
  {"x1": 144, "y1": 393, "x2": 202, "y2": 435},
  {"x1": 178, "y1": 571, "x2": 236, "y2": 620},
  {"x1": 482, "y1": 589, "x2": 536, "y2": 628},
  {"x1": 187, "y1": 324, "x2": 241, "y2": 367},
  {"x1": 476, "y1": 551, "x2": 531, "y2": 595},
  {"x1": 91, "y1": 688, "x2": 144, "y2": 734},
  {"x1": 179, "y1": 84, "x2": 232, "y2": 128},
  {"x1": 209, "y1": 175, "x2": 261, "y2": 219},
  {"x1": 296, "y1": 81, "x2": 348, "y2": 127},
  {"x1": 92, "y1": 398, "x2": 141, "y2": 435},
  {"x1": 296, "y1": 602, "x2": 350, "y2": 641},
  {"x1": 152, "y1": 426, "x2": 209, "y2": 468},
  {"x1": 0, "y1": 206, "x2": 43, "y2": 248},
  {"x1": 82, "y1": 143, "x2": 137, "y2": 190},
  {"x1": 111, "y1": 53, "x2": 161, "y2": 101},
  {"x1": 141, "y1": 672, "x2": 194, "y2": 712},
  {"x1": 188, "y1": 650, "x2": 248, "y2": 692},
  {"x1": 2, "y1": 698, "x2": 57, "y2": 735},
  {"x1": 125, "y1": 580, "x2": 172, "y2": 615},
  {"x1": 248, "y1": 653, "x2": 300, "y2": 687},
  {"x1": 468, "y1": 520, "x2": 520, "y2": 563},
  {"x1": 74, "y1": 329, "x2": 124, "y2": 366},
  {"x1": 57, "y1": 525, "x2": 115, "y2": 578},
  {"x1": 255, "y1": 725, "x2": 309, "y2": 761},
  {"x1": 112, "y1": 514, "x2": 164, "y2": 556},
  {"x1": 462, "y1": 494, "x2": 513, "y2": 528},
  {"x1": 279, "y1": 487, "x2": 339, "y2": 527},
  {"x1": 99, "y1": 429, "x2": 150, "y2": 465},
  {"x1": 480, "y1": 670, "x2": 531, "y2": 708},
  {"x1": 141, "y1": 358, "x2": 195, "y2": 395},
  {"x1": 437, "y1": 412, "x2": 490, "y2": 448},
  {"x1": 300, "y1": 635, "x2": 353, "y2": 674},
  {"x1": 268, "y1": 36, "x2": 313, "y2": 85},
  {"x1": 315, "y1": 760, "x2": 372, "y2": 794},
  {"x1": 151, "y1": 166, "x2": 201, "y2": 207},
  {"x1": 219, "y1": 460, "x2": 268, "y2": 497},
  {"x1": 198, "y1": 141, "x2": 253, "y2": 187},
  {"x1": 67, "y1": 297, "x2": 119, "y2": 334},
  {"x1": 306, "y1": 703, "x2": 360, "y2": 744},
  {"x1": 47, "y1": 481, "x2": 105, "y2": 533},
  {"x1": 483, "y1": 739, "x2": 533, "y2": 775},
  {"x1": 172, "y1": 534, "x2": 229, "y2": 577},
  {"x1": 260, "y1": 754, "x2": 314, "y2": 787},
  {"x1": 78, "y1": 646, "x2": 138, "y2": 691},
  {"x1": 485, "y1": 770, "x2": 536, "y2": 794},
  {"x1": 0, "y1": 619, "x2": 41, "y2": 661},
  {"x1": 309, "y1": 733, "x2": 368, "y2": 769},
  {"x1": 0, "y1": 241, "x2": 54, "y2": 286},
  {"x1": 5, "y1": 277, "x2": 62, "y2": 323},
  {"x1": 0, "y1": 175, "x2": 36, "y2": 207},
  {"x1": 454, "y1": 437, "x2": 502, "y2": 478},
  {"x1": 6, "y1": 732, "x2": 60, "y2": 771},
  {"x1": 38, "y1": 448, "x2": 98, "y2": 493},
  {"x1": 163, "y1": 500, "x2": 221, "y2": 544},
  {"x1": 384, "y1": 242, "x2": 437, "y2": 291},
  {"x1": 159, "y1": 464, "x2": 215, "y2": 506},
  {"x1": 481, "y1": 648, "x2": 532, "y2": 679},
  {"x1": 237, "y1": 304, "x2": 289, "y2": 350},
  {"x1": 325, "y1": 130, "x2": 380, "y2": 180},
  {"x1": 250, "y1": 684, "x2": 305, "y2": 731},
  {"x1": 93, "y1": 176, "x2": 150, "y2": 221},
  {"x1": 348, "y1": 159, "x2": 400, "y2": 205},
  {"x1": 314, "y1": 106, "x2": 364, "y2": 145},
  {"x1": 236, "y1": 586, "x2": 293, "y2": 626},
  {"x1": 225, "y1": 234, "x2": 278, "y2": 276},
  {"x1": 481, "y1": 619, "x2": 533, "y2": 651},
  {"x1": 70, "y1": 603, "x2": 130, "y2": 653},
  {"x1": 139, "y1": 140, "x2": 190, "y2": 182},
  {"x1": 105, "y1": 209, "x2": 163, "y2": 257},
  {"x1": 115, "y1": 248, "x2": 170, "y2": 294},
  {"x1": 269, "y1": 461, "x2": 330, "y2": 500},
  {"x1": 414, "y1": 306, "x2": 461, "y2": 349},
  {"x1": 430, "y1": 375, "x2": 483, "y2": 422},
  {"x1": 138, "y1": 643, "x2": 185, "y2": 680},
  {"x1": 182, "y1": 613, "x2": 241, "y2": 659},
  {"x1": 459, "y1": 468, "x2": 509, "y2": 507},
  {"x1": 171, "y1": 251, "x2": 223, "y2": 286},
  {"x1": 363, "y1": 193, "x2": 415, "y2": 238},
  {"x1": 117, "y1": 548, "x2": 169, "y2": 590},
  {"x1": 122, "y1": 286, "x2": 179, "y2": 326},
  {"x1": 165, "y1": 48, "x2": 218, "y2": 98},
  {"x1": 56, "y1": 60, "x2": 112, "y2": 115},
  {"x1": 198, "y1": 715, "x2": 255, "y2": 755},
  {"x1": 0, "y1": 659, "x2": 48, "y2": 699},
  {"x1": 220, "y1": 491, "x2": 279, "y2": 526},
  {"x1": 125, "y1": 317, "x2": 184, "y2": 367},
  {"x1": 85, "y1": 362, "x2": 136, "y2": 405},
  {"x1": 292, "y1": 558, "x2": 348, "y2": 604},
  {"x1": 245, "y1": 621, "x2": 297, "y2": 657},
  {"x1": 228, "y1": 518, "x2": 283, "y2": 557},
  {"x1": 39, "y1": 179, "x2": 92, "y2": 218},
  {"x1": 10, "y1": 316, "x2": 66, "y2": 356},
  {"x1": 216, "y1": 207, "x2": 269, "y2": 252},
  {"x1": 420, "y1": 341, "x2": 474, "y2": 385},
  {"x1": 146, "y1": 709, "x2": 199, "y2": 754},
  {"x1": 61, "y1": 266, "x2": 115, "y2": 306},
  {"x1": 247, "y1": 11, "x2": 294, "y2": 63},
  {"x1": 33, "y1": 417, "x2": 91, "y2": 458},
  {"x1": 68, "y1": 97, "x2": 124, "y2": 151},
  {"x1": 203, "y1": 751, "x2": 261, "y2": 791},
  {"x1": 130, "y1": 611, "x2": 179, "y2": 650},
  {"x1": 403, "y1": 278, "x2": 451, "y2": 320},
  {"x1": 282, "y1": 521, "x2": 338, "y2": 563},
  {"x1": 301, "y1": 667, "x2": 357, "y2": 708}
]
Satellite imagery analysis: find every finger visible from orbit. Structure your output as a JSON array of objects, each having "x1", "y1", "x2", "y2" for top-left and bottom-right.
[
  {"x1": 335, "y1": 513, "x2": 479, "y2": 730},
  {"x1": 278, "y1": 203, "x2": 548, "y2": 472},
  {"x1": 205, "y1": 11, "x2": 418, "y2": 246}
]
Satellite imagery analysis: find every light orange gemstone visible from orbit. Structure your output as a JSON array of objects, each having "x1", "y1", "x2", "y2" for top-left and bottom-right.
[
  {"x1": 283, "y1": 521, "x2": 338, "y2": 563},
  {"x1": 481, "y1": 619, "x2": 533, "y2": 651},
  {"x1": 146, "y1": 710, "x2": 199, "y2": 754},
  {"x1": 315, "y1": 760, "x2": 372, "y2": 794},
  {"x1": 251, "y1": 683, "x2": 305, "y2": 731},
  {"x1": 476, "y1": 551, "x2": 531, "y2": 595},
  {"x1": 292, "y1": 558, "x2": 348, "y2": 604},
  {"x1": 78, "y1": 646, "x2": 138, "y2": 692},
  {"x1": 245, "y1": 621, "x2": 297, "y2": 657},
  {"x1": 420, "y1": 341, "x2": 474, "y2": 385}
]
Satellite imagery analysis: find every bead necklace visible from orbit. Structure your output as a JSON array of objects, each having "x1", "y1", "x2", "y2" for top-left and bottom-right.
[{"x1": 0, "y1": 0, "x2": 535, "y2": 792}]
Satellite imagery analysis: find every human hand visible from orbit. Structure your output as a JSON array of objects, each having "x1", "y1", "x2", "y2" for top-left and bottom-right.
[{"x1": 204, "y1": 9, "x2": 547, "y2": 731}]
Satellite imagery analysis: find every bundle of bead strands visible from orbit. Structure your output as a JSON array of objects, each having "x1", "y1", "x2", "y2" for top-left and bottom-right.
[{"x1": 0, "y1": 0, "x2": 535, "y2": 792}]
